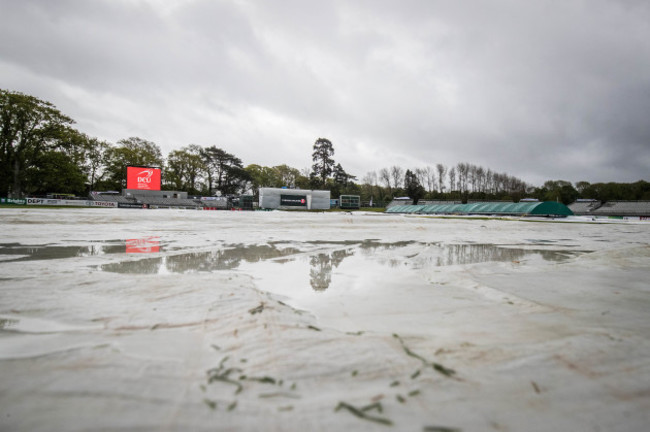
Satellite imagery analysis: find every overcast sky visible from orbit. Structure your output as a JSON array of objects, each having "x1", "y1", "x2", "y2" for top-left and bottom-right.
[{"x1": 1, "y1": 0, "x2": 649, "y2": 186}]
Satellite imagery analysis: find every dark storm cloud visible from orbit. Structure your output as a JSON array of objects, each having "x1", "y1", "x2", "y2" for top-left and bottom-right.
[{"x1": 1, "y1": 0, "x2": 648, "y2": 185}]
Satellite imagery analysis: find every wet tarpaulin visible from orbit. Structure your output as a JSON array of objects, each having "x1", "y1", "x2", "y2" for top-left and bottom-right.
[{"x1": 0, "y1": 208, "x2": 649, "y2": 431}]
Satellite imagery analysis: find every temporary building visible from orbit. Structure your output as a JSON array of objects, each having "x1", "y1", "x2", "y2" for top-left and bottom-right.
[
  {"x1": 386, "y1": 201, "x2": 574, "y2": 217},
  {"x1": 259, "y1": 188, "x2": 330, "y2": 210},
  {"x1": 339, "y1": 195, "x2": 361, "y2": 210}
]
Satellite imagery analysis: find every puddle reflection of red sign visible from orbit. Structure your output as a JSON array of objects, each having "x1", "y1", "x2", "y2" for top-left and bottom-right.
[{"x1": 126, "y1": 237, "x2": 160, "y2": 253}]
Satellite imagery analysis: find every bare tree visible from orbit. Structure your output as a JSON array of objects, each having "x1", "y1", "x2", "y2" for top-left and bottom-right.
[
  {"x1": 485, "y1": 168, "x2": 494, "y2": 194},
  {"x1": 436, "y1": 163, "x2": 447, "y2": 193},
  {"x1": 468, "y1": 164, "x2": 478, "y2": 193},
  {"x1": 361, "y1": 170, "x2": 378, "y2": 204},
  {"x1": 415, "y1": 168, "x2": 428, "y2": 191},
  {"x1": 475, "y1": 166, "x2": 483, "y2": 193},
  {"x1": 390, "y1": 165, "x2": 404, "y2": 190},
  {"x1": 456, "y1": 162, "x2": 468, "y2": 193},
  {"x1": 448, "y1": 167, "x2": 456, "y2": 192},
  {"x1": 425, "y1": 166, "x2": 436, "y2": 194},
  {"x1": 362, "y1": 170, "x2": 378, "y2": 186},
  {"x1": 379, "y1": 167, "x2": 392, "y2": 191}
]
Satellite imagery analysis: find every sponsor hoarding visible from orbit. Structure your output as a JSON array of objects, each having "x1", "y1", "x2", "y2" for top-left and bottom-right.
[
  {"x1": 0, "y1": 198, "x2": 26, "y2": 205},
  {"x1": 90, "y1": 201, "x2": 118, "y2": 208},
  {"x1": 118, "y1": 202, "x2": 145, "y2": 209},
  {"x1": 280, "y1": 194, "x2": 307, "y2": 207},
  {"x1": 25, "y1": 198, "x2": 117, "y2": 207},
  {"x1": 126, "y1": 166, "x2": 161, "y2": 191}
]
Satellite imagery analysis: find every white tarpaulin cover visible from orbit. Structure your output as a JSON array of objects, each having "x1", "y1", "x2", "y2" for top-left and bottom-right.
[{"x1": 0, "y1": 208, "x2": 649, "y2": 431}]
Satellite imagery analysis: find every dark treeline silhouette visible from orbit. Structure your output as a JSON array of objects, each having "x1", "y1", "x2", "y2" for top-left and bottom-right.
[{"x1": 2, "y1": 89, "x2": 648, "y2": 205}]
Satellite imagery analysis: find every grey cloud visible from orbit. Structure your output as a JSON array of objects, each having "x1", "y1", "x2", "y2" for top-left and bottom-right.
[{"x1": 1, "y1": 0, "x2": 648, "y2": 185}]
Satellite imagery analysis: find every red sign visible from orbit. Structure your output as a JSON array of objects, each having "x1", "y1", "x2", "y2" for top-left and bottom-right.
[
  {"x1": 126, "y1": 166, "x2": 161, "y2": 191},
  {"x1": 126, "y1": 237, "x2": 160, "y2": 253}
]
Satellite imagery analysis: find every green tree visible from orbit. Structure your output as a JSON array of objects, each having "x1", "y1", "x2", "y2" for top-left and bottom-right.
[
  {"x1": 52, "y1": 130, "x2": 110, "y2": 194},
  {"x1": 404, "y1": 169, "x2": 426, "y2": 204},
  {"x1": 333, "y1": 163, "x2": 356, "y2": 186},
  {"x1": 580, "y1": 180, "x2": 650, "y2": 201},
  {"x1": 166, "y1": 144, "x2": 206, "y2": 194},
  {"x1": 103, "y1": 137, "x2": 164, "y2": 190},
  {"x1": 245, "y1": 164, "x2": 307, "y2": 194},
  {"x1": 330, "y1": 163, "x2": 357, "y2": 197},
  {"x1": 537, "y1": 180, "x2": 578, "y2": 204},
  {"x1": 83, "y1": 136, "x2": 110, "y2": 192},
  {"x1": 311, "y1": 138, "x2": 335, "y2": 188},
  {"x1": 201, "y1": 146, "x2": 249, "y2": 195},
  {"x1": 23, "y1": 150, "x2": 87, "y2": 196},
  {"x1": 245, "y1": 164, "x2": 278, "y2": 190},
  {"x1": 575, "y1": 181, "x2": 591, "y2": 195},
  {"x1": 632, "y1": 180, "x2": 650, "y2": 200},
  {"x1": 225, "y1": 165, "x2": 252, "y2": 195},
  {"x1": 0, "y1": 89, "x2": 76, "y2": 197},
  {"x1": 274, "y1": 164, "x2": 302, "y2": 188}
]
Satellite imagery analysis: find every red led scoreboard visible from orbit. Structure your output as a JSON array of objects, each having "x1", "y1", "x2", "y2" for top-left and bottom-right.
[{"x1": 126, "y1": 166, "x2": 161, "y2": 191}]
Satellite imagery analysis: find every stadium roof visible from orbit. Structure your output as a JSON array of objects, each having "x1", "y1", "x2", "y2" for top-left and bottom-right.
[{"x1": 386, "y1": 201, "x2": 574, "y2": 217}]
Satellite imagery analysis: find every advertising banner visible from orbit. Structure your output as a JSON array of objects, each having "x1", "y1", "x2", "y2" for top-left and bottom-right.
[
  {"x1": 25, "y1": 198, "x2": 117, "y2": 208},
  {"x1": 118, "y1": 202, "x2": 145, "y2": 209},
  {"x1": 126, "y1": 166, "x2": 161, "y2": 191},
  {"x1": 26, "y1": 198, "x2": 51, "y2": 205},
  {"x1": 0, "y1": 198, "x2": 26, "y2": 205},
  {"x1": 280, "y1": 194, "x2": 307, "y2": 207},
  {"x1": 90, "y1": 201, "x2": 118, "y2": 208}
]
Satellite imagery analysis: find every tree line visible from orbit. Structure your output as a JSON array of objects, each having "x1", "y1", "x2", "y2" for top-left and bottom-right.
[{"x1": 2, "y1": 89, "x2": 648, "y2": 204}]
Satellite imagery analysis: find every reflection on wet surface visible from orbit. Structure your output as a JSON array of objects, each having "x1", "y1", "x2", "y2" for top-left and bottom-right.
[
  {"x1": 99, "y1": 241, "x2": 585, "y2": 291},
  {"x1": 0, "y1": 239, "x2": 587, "y2": 292},
  {"x1": 409, "y1": 244, "x2": 581, "y2": 269},
  {"x1": 0, "y1": 242, "x2": 126, "y2": 262},
  {"x1": 309, "y1": 250, "x2": 354, "y2": 291},
  {"x1": 126, "y1": 237, "x2": 160, "y2": 254},
  {"x1": 0, "y1": 238, "x2": 164, "y2": 262},
  {"x1": 101, "y1": 244, "x2": 301, "y2": 274}
]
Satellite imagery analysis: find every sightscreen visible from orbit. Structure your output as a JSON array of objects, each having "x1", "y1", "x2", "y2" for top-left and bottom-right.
[{"x1": 126, "y1": 166, "x2": 161, "y2": 191}]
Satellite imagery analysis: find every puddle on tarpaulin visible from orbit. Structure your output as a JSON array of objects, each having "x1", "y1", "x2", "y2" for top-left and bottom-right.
[
  {"x1": 241, "y1": 244, "x2": 585, "y2": 306},
  {"x1": 0, "y1": 318, "x2": 19, "y2": 331},
  {"x1": 98, "y1": 241, "x2": 585, "y2": 292},
  {"x1": 0, "y1": 237, "x2": 162, "y2": 262}
]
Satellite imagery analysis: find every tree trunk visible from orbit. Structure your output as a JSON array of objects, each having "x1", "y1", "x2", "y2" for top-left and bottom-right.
[
  {"x1": 12, "y1": 158, "x2": 21, "y2": 198},
  {"x1": 90, "y1": 169, "x2": 96, "y2": 192}
]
